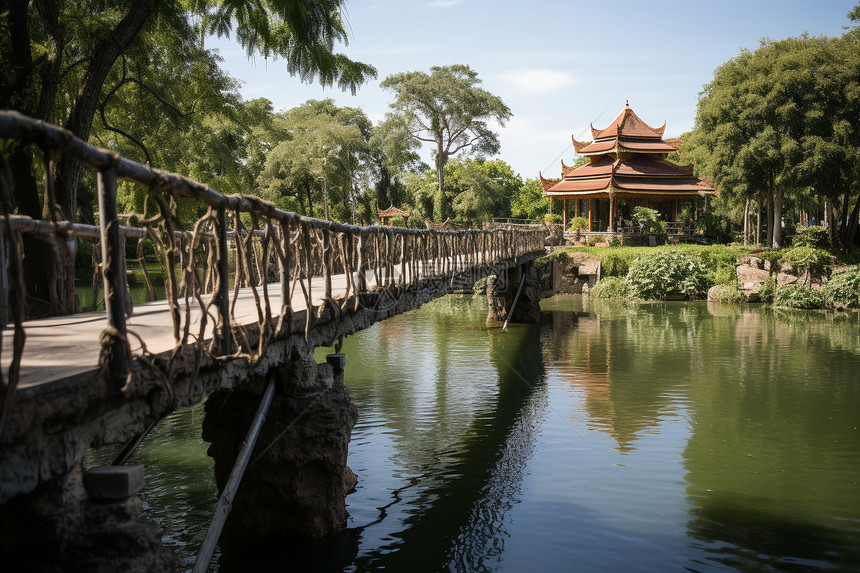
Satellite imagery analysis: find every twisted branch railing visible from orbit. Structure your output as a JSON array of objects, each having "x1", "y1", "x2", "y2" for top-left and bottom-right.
[{"x1": 0, "y1": 110, "x2": 546, "y2": 432}]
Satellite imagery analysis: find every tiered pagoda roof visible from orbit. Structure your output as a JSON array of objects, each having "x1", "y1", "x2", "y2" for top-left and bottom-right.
[{"x1": 542, "y1": 102, "x2": 715, "y2": 199}]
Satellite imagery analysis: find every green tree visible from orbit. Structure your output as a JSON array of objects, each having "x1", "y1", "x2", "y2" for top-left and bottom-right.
[
  {"x1": 257, "y1": 99, "x2": 371, "y2": 221},
  {"x1": 380, "y1": 65, "x2": 511, "y2": 221},
  {"x1": 402, "y1": 158, "x2": 520, "y2": 226},
  {"x1": 694, "y1": 14, "x2": 860, "y2": 249},
  {"x1": 369, "y1": 115, "x2": 424, "y2": 212},
  {"x1": 511, "y1": 178, "x2": 548, "y2": 221},
  {"x1": 0, "y1": 0, "x2": 376, "y2": 314}
]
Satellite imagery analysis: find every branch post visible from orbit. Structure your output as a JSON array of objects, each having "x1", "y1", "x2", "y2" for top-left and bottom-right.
[{"x1": 97, "y1": 167, "x2": 128, "y2": 387}]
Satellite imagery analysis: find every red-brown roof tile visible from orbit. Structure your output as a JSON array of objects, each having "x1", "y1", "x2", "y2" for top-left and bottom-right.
[{"x1": 378, "y1": 205, "x2": 411, "y2": 218}]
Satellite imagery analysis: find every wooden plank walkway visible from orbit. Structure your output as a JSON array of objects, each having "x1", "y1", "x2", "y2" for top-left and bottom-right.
[
  {"x1": 1, "y1": 271, "x2": 353, "y2": 392},
  {"x1": 1, "y1": 257, "x2": 487, "y2": 394}
]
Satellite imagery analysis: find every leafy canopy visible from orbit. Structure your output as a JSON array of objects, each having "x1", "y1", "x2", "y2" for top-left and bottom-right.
[{"x1": 381, "y1": 64, "x2": 511, "y2": 220}]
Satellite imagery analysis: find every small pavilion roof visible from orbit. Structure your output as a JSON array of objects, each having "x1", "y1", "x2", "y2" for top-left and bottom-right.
[
  {"x1": 572, "y1": 102, "x2": 678, "y2": 156},
  {"x1": 539, "y1": 173, "x2": 562, "y2": 192},
  {"x1": 377, "y1": 205, "x2": 411, "y2": 218}
]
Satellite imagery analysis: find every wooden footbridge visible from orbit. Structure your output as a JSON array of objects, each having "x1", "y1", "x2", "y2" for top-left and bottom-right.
[{"x1": 0, "y1": 111, "x2": 546, "y2": 570}]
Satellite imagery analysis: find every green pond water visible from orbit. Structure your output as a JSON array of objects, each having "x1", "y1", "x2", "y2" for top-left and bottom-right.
[{"x1": 87, "y1": 295, "x2": 860, "y2": 572}]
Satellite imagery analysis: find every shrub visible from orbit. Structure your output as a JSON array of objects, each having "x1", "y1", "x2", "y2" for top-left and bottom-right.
[
  {"x1": 718, "y1": 284, "x2": 745, "y2": 304},
  {"x1": 544, "y1": 213, "x2": 562, "y2": 225},
  {"x1": 791, "y1": 225, "x2": 830, "y2": 249},
  {"x1": 608, "y1": 237, "x2": 622, "y2": 248},
  {"x1": 780, "y1": 246, "x2": 830, "y2": 274},
  {"x1": 823, "y1": 266, "x2": 860, "y2": 308},
  {"x1": 712, "y1": 264, "x2": 737, "y2": 287},
  {"x1": 626, "y1": 250, "x2": 710, "y2": 300},
  {"x1": 568, "y1": 216, "x2": 589, "y2": 233},
  {"x1": 758, "y1": 276, "x2": 777, "y2": 303},
  {"x1": 591, "y1": 276, "x2": 631, "y2": 300},
  {"x1": 632, "y1": 206, "x2": 665, "y2": 235},
  {"x1": 757, "y1": 249, "x2": 784, "y2": 269},
  {"x1": 586, "y1": 235, "x2": 599, "y2": 247},
  {"x1": 773, "y1": 284, "x2": 825, "y2": 309},
  {"x1": 597, "y1": 249, "x2": 639, "y2": 277}
]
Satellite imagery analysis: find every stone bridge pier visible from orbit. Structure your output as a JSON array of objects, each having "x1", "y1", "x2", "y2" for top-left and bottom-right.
[
  {"x1": 486, "y1": 261, "x2": 542, "y2": 327},
  {"x1": 202, "y1": 347, "x2": 358, "y2": 562},
  {"x1": 0, "y1": 344, "x2": 359, "y2": 572}
]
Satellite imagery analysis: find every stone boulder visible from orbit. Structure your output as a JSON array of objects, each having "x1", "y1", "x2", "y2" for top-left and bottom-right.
[
  {"x1": 553, "y1": 253, "x2": 601, "y2": 294},
  {"x1": 776, "y1": 262, "x2": 828, "y2": 290},
  {"x1": 707, "y1": 285, "x2": 728, "y2": 301},
  {"x1": 736, "y1": 260, "x2": 768, "y2": 292}
]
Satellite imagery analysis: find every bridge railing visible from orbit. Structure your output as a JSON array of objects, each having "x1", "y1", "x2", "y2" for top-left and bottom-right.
[{"x1": 0, "y1": 110, "x2": 546, "y2": 411}]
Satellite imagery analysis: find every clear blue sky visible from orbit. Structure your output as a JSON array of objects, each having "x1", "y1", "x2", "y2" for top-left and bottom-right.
[{"x1": 210, "y1": 0, "x2": 857, "y2": 180}]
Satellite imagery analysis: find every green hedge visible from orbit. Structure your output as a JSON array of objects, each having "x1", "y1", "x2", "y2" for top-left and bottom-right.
[
  {"x1": 823, "y1": 266, "x2": 860, "y2": 308},
  {"x1": 556, "y1": 244, "x2": 749, "y2": 283},
  {"x1": 590, "y1": 276, "x2": 631, "y2": 300}
]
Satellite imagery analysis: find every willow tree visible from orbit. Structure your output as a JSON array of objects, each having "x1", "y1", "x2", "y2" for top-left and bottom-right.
[
  {"x1": 0, "y1": 0, "x2": 376, "y2": 315},
  {"x1": 380, "y1": 65, "x2": 511, "y2": 221}
]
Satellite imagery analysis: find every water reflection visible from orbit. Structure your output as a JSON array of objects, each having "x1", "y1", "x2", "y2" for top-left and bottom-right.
[
  {"x1": 680, "y1": 305, "x2": 860, "y2": 571},
  {"x1": 344, "y1": 297, "x2": 547, "y2": 571},
  {"x1": 541, "y1": 297, "x2": 699, "y2": 453},
  {"x1": 80, "y1": 294, "x2": 860, "y2": 571},
  {"x1": 446, "y1": 330, "x2": 550, "y2": 572}
]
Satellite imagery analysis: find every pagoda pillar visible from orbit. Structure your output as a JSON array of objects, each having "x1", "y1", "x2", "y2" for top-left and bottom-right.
[
  {"x1": 588, "y1": 198, "x2": 593, "y2": 232},
  {"x1": 611, "y1": 195, "x2": 617, "y2": 232},
  {"x1": 548, "y1": 197, "x2": 552, "y2": 215},
  {"x1": 563, "y1": 199, "x2": 568, "y2": 229},
  {"x1": 574, "y1": 200, "x2": 580, "y2": 217}
]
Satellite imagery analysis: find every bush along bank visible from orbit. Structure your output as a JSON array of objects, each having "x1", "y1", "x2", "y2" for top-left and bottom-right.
[
  {"x1": 543, "y1": 245, "x2": 747, "y2": 302},
  {"x1": 544, "y1": 244, "x2": 860, "y2": 312}
]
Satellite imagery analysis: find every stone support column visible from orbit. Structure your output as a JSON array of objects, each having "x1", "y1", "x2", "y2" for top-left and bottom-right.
[
  {"x1": 485, "y1": 263, "x2": 541, "y2": 327},
  {"x1": 201, "y1": 350, "x2": 357, "y2": 559}
]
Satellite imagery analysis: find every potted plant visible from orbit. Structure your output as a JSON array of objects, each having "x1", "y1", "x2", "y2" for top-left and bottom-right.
[
  {"x1": 544, "y1": 213, "x2": 562, "y2": 227},
  {"x1": 568, "y1": 216, "x2": 589, "y2": 240}
]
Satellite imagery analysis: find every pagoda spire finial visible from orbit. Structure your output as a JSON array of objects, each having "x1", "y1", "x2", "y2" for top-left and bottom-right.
[{"x1": 625, "y1": 99, "x2": 629, "y2": 107}]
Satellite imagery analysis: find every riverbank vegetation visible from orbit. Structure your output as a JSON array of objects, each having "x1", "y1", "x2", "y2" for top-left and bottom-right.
[{"x1": 571, "y1": 239, "x2": 860, "y2": 311}]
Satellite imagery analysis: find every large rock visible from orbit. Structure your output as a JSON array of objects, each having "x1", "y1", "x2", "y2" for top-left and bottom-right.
[
  {"x1": 736, "y1": 262, "x2": 769, "y2": 290},
  {"x1": 553, "y1": 253, "x2": 601, "y2": 294},
  {"x1": 707, "y1": 285, "x2": 728, "y2": 301}
]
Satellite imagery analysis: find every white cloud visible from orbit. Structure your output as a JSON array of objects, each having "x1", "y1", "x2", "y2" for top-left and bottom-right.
[
  {"x1": 498, "y1": 69, "x2": 577, "y2": 95},
  {"x1": 428, "y1": 0, "x2": 465, "y2": 6}
]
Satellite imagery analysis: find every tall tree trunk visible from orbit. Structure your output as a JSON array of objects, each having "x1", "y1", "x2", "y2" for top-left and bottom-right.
[
  {"x1": 434, "y1": 156, "x2": 446, "y2": 221},
  {"x1": 756, "y1": 196, "x2": 762, "y2": 246},
  {"x1": 772, "y1": 186, "x2": 783, "y2": 248},
  {"x1": 766, "y1": 190, "x2": 774, "y2": 249},
  {"x1": 6, "y1": 0, "x2": 155, "y2": 317},
  {"x1": 743, "y1": 198, "x2": 749, "y2": 247},
  {"x1": 840, "y1": 191, "x2": 860, "y2": 250},
  {"x1": 54, "y1": 0, "x2": 155, "y2": 222},
  {"x1": 433, "y1": 138, "x2": 449, "y2": 221},
  {"x1": 824, "y1": 196, "x2": 835, "y2": 246}
]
